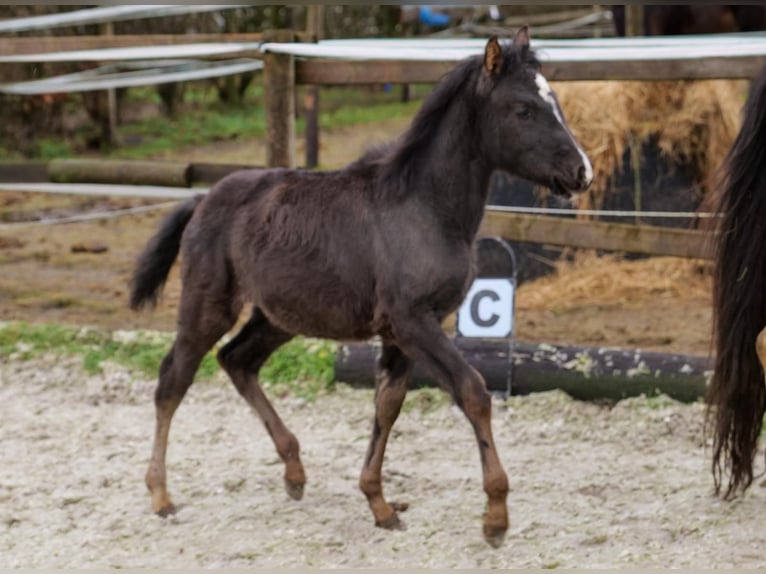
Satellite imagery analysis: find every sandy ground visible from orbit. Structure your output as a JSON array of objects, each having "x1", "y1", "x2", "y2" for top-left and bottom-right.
[{"x1": 2, "y1": 353, "x2": 766, "y2": 569}]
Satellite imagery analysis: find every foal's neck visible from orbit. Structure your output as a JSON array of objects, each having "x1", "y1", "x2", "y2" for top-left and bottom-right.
[{"x1": 415, "y1": 98, "x2": 492, "y2": 243}]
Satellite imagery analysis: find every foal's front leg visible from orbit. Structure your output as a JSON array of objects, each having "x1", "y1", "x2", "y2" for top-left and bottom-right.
[
  {"x1": 392, "y1": 313, "x2": 509, "y2": 546},
  {"x1": 359, "y1": 344, "x2": 413, "y2": 529}
]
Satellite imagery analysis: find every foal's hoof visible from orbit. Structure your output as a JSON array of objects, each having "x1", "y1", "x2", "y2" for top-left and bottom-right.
[
  {"x1": 376, "y1": 512, "x2": 407, "y2": 531},
  {"x1": 155, "y1": 503, "x2": 177, "y2": 518},
  {"x1": 376, "y1": 503, "x2": 409, "y2": 531},
  {"x1": 390, "y1": 501, "x2": 409, "y2": 513},
  {"x1": 285, "y1": 480, "x2": 304, "y2": 501},
  {"x1": 483, "y1": 523, "x2": 507, "y2": 548}
]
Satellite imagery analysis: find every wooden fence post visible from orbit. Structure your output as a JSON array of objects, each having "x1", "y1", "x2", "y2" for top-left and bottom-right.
[
  {"x1": 100, "y1": 21, "x2": 117, "y2": 146},
  {"x1": 625, "y1": 5, "x2": 644, "y2": 37},
  {"x1": 624, "y1": 6, "x2": 644, "y2": 221},
  {"x1": 263, "y1": 29, "x2": 296, "y2": 168},
  {"x1": 304, "y1": 6, "x2": 323, "y2": 168}
]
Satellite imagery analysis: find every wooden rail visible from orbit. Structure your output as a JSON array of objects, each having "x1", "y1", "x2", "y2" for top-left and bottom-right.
[
  {"x1": 0, "y1": 34, "x2": 264, "y2": 57},
  {"x1": 295, "y1": 55, "x2": 766, "y2": 85},
  {"x1": 480, "y1": 211, "x2": 714, "y2": 260},
  {"x1": 0, "y1": 158, "x2": 717, "y2": 261}
]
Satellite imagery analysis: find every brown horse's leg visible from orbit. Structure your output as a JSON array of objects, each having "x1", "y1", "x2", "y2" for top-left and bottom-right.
[
  {"x1": 392, "y1": 313, "x2": 509, "y2": 547},
  {"x1": 146, "y1": 297, "x2": 237, "y2": 516},
  {"x1": 217, "y1": 308, "x2": 305, "y2": 499},
  {"x1": 359, "y1": 344, "x2": 413, "y2": 529},
  {"x1": 756, "y1": 327, "x2": 766, "y2": 371}
]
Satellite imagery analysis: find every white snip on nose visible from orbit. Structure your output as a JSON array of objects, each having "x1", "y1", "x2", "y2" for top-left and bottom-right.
[{"x1": 534, "y1": 72, "x2": 594, "y2": 186}]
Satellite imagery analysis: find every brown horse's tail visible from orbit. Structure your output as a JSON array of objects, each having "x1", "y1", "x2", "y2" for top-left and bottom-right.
[
  {"x1": 709, "y1": 63, "x2": 766, "y2": 498},
  {"x1": 129, "y1": 195, "x2": 204, "y2": 311}
]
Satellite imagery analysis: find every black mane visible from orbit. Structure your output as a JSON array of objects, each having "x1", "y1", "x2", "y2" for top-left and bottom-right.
[{"x1": 356, "y1": 42, "x2": 539, "y2": 198}]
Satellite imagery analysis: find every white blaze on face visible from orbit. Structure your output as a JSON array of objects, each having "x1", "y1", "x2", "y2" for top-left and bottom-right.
[{"x1": 534, "y1": 72, "x2": 594, "y2": 187}]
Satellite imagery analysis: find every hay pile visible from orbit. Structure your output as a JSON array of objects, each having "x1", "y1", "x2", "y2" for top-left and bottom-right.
[
  {"x1": 552, "y1": 79, "x2": 748, "y2": 210},
  {"x1": 515, "y1": 252, "x2": 711, "y2": 311}
]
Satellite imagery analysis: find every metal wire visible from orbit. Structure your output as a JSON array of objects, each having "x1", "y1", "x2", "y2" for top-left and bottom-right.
[{"x1": 0, "y1": 201, "x2": 180, "y2": 230}]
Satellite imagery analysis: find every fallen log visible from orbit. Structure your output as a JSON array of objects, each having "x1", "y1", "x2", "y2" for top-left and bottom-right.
[
  {"x1": 335, "y1": 339, "x2": 711, "y2": 403},
  {"x1": 48, "y1": 158, "x2": 191, "y2": 188},
  {"x1": 45, "y1": 158, "x2": 262, "y2": 188}
]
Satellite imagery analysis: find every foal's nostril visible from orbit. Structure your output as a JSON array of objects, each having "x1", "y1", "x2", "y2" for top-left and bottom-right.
[{"x1": 577, "y1": 165, "x2": 592, "y2": 189}]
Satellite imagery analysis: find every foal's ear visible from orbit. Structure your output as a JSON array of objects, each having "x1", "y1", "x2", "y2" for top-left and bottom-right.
[
  {"x1": 484, "y1": 35, "x2": 502, "y2": 76},
  {"x1": 514, "y1": 25, "x2": 530, "y2": 48}
]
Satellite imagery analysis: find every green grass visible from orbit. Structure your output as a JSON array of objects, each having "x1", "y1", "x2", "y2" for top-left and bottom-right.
[
  {"x1": 31, "y1": 138, "x2": 75, "y2": 160},
  {"x1": 111, "y1": 85, "x2": 424, "y2": 160},
  {"x1": 0, "y1": 321, "x2": 337, "y2": 400},
  {"x1": 0, "y1": 82, "x2": 430, "y2": 162},
  {"x1": 318, "y1": 99, "x2": 421, "y2": 131},
  {"x1": 401, "y1": 386, "x2": 451, "y2": 415},
  {"x1": 112, "y1": 101, "x2": 268, "y2": 159}
]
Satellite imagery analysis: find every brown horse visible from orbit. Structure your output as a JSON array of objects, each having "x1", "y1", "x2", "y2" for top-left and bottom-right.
[
  {"x1": 709, "y1": 62, "x2": 766, "y2": 499},
  {"x1": 129, "y1": 28, "x2": 592, "y2": 546},
  {"x1": 612, "y1": 5, "x2": 766, "y2": 36}
]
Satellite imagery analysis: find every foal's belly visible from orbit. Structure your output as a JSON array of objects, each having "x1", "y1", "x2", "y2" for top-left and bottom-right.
[{"x1": 248, "y1": 258, "x2": 376, "y2": 340}]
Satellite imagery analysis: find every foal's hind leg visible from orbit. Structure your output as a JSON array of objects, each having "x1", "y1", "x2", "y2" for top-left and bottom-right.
[
  {"x1": 359, "y1": 344, "x2": 413, "y2": 529},
  {"x1": 146, "y1": 297, "x2": 238, "y2": 516},
  {"x1": 392, "y1": 312, "x2": 509, "y2": 546},
  {"x1": 217, "y1": 308, "x2": 305, "y2": 499}
]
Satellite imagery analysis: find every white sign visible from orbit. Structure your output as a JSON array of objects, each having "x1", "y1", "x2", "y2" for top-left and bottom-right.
[{"x1": 456, "y1": 278, "x2": 515, "y2": 338}]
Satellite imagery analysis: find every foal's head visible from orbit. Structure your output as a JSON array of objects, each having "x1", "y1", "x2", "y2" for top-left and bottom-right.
[{"x1": 477, "y1": 28, "x2": 593, "y2": 198}]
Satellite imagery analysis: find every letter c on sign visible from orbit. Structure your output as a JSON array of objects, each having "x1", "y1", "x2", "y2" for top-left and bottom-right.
[{"x1": 470, "y1": 289, "x2": 500, "y2": 327}]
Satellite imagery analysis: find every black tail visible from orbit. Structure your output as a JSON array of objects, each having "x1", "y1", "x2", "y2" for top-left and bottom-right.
[
  {"x1": 129, "y1": 195, "x2": 204, "y2": 311},
  {"x1": 709, "y1": 63, "x2": 766, "y2": 498}
]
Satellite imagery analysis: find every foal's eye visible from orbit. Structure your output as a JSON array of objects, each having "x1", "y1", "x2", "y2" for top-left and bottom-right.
[{"x1": 516, "y1": 106, "x2": 532, "y2": 120}]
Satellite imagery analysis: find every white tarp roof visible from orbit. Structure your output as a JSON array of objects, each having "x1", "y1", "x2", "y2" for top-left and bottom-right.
[
  {"x1": 259, "y1": 33, "x2": 766, "y2": 62},
  {"x1": 0, "y1": 42, "x2": 262, "y2": 64},
  {"x1": 0, "y1": 5, "x2": 246, "y2": 33},
  {"x1": 0, "y1": 58, "x2": 263, "y2": 95}
]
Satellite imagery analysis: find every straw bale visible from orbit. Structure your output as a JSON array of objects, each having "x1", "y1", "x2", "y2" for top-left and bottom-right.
[
  {"x1": 516, "y1": 251, "x2": 711, "y2": 312},
  {"x1": 551, "y1": 79, "x2": 748, "y2": 210}
]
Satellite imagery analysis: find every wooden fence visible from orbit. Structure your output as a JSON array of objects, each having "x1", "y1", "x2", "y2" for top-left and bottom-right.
[
  {"x1": 0, "y1": 158, "x2": 716, "y2": 261},
  {"x1": 260, "y1": 34, "x2": 766, "y2": 169}
]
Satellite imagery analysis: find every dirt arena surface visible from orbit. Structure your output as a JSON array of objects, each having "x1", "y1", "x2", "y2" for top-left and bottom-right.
[{"x1": 3, "y1": 353, "x2": 766, "y2": 569}]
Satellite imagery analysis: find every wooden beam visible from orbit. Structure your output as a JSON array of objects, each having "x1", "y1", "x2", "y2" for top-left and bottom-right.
[
  {"x1": 296, "y1": 59, "x2": 454, "y2": 85},
  {"x1": 48, "y1": 158, "x2": 191, "y2": 187},
  {"x1": 263, "y1": 30, "x2": 296, "y2": 168},
  {"x1": 0, "y1": 33, "x2": 264, "y2": 56},
  {"x1": 0, "y1": 160, "x2": 260, "y2": 186},
  {"x1": 188, "y1": 162, "x2": 259, "y2": 185},
  {"x1": 0, "y1": 161, "x2": 48, "y2": 183},
  {"x1": 296, "y1": 55, "x2": 765, "y2": 85},
  {"x1": 479, "y1": 211, "x2": 714, "y2": 260},
  {"x1": 543, "y1": 56, "x2": 766, "y2": 81}
]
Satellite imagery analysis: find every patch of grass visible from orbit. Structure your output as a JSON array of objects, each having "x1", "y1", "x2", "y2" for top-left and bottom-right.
[
  {"x1": 260, "y1": 338, "x2": 337, "y2": 401},
  {"x1": 318, "y1": 100, "x2": 421, "y2": 131},
  {"x1": 0, "y1": 322, "x2": 336, "y2": 400},
  {"x1": 112, "y1": 101, "x2": 268, "y2": 159},
  {"x1": 402, "y1": 387, "x2": 451, "y2": 415},
  {"x1": 0, "y1": 144, "x2": 19, "y2": 161},
  {"x1": 32, "y1": 138, "x2": 74, "y2": 160},
  {"x1": 26, "y1": 83, "x2": 427, "y2": 161}
]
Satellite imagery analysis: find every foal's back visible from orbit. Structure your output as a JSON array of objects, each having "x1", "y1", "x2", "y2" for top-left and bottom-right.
[{"x1": 183, "y1": 164, "x2": 386, "y2": 339}]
